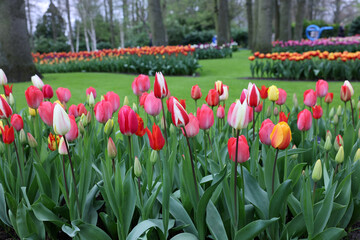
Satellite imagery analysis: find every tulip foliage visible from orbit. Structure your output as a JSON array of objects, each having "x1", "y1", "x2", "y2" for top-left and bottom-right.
[{"x1": 0, "y1": 70, "x2": 360, "y2": 240}]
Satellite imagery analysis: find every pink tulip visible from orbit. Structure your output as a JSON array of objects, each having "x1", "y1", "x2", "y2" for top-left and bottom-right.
[
  {"x1": 38, "y1": 101, "x2": 54, "y2": 126},
  {"x1": 10, "y1": 114, "x2": 23, "y2": 131},
  {"x1": 25, "y1": 86, "x2": 44, "y2": 109},
  {"x1": 86, "y1": 87, "x2": 97, "y2": 99},
  {"x1": 191, "y1": 85, "x2": 202, "y2": 100},
  {"x1": 228, "y1": 135, "x2": 250, "y2": 163},
  {"x1": 247, "y1": 106, "x2": 253, "y2": 122},
  {"x1": 58, "y1": 137, "x2": 68, "y2": 155},
  {"x1": 104, "y1": 91, "x2": 120, "y2": 113},
  {"x1": 255, "y1": 101, "x2": 263, "y2": 113},
  {"x1": 0, "y1": 95, "x2": 12, "y2": 118},
  {"x1": 68, "y1": 105, "x2": 79, "y2": 118},
  {"x1": 303, "y1": 89, "x2": 316, "y2": 107},
  {"x1": 259, "y1": 119, "x2": 275, "y2": 145},
  {"x1": 275, "y1": 88, "x2": 287, "y2": 105},
  {"x1": 65, "y1": 115, "x2": 79, "y2": 142},
  {"x1": 56, "y1": 87, "x2": 71, "y2": 103},
  {"x1": 42, "y1": 84, "x2": 54, "y2": 99},
  {"x1": 240, "y1": 89, "x2": 248, "y2": 104},
  {"x1": 144, "y1": 92, "x2": 162, "y2": 116},
  {"x1": 197, "y1": 104, "x2": 214, "y2": 130},
  {"x1": 217, "y1": 105, "x2": 225, "y2": 119},
  {"x1": 77, "y1": 103, "x2": 87, "y2": 116},
  {"x1": 182, "y1": 113, "x2": 199, "y2": 137},
  {"x1": 94, "y1": 100, "x2": 113, "y2": 124},
  {"x1": 316, "y1": 80, "x2": 328, "y2": 98},
  {"x1": 132, "y1": 74, "x2": 150, "y2": 96},
  {"x1": 139, "y1": 92, "x2": 149, "y2": 107},
  {"x1": 227, "y1": 102, "x2": 235, "y2": 126},
  {"x1": 297, "y1": 109, "x2": 312, "y2": 131},
  {"x1": 118, "y1": 105, "x2": 138, "y2": 136}
]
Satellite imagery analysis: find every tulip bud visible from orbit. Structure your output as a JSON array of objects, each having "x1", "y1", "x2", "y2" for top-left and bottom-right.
[
  {"x1": 80, "y1": 113, "x2": 88, "y2": 127},
  {"x1": 312, "y1": 159, "x2": 322, "y2": 182},
  {"x1": 107, "y1": 137, "x2": 117, "y2": 159},
  {"x1": 329, "y1": 107, "x2": 335, "y2": 118},
  {"x1": 53, "y1": 104, "x2": 71, "y2": 136},
  {"x1": 124, "y1": 96, "x2": 129, "y2": 106},
  {"x1": 336, "y1": 105, "x2": 342, "y2": 116},
  {"x1": 358, "y1": 128, "x2": 360, "y2": 139},
  {"x1": 273, "y1": 107, "x2": 279, "y2": 116},
  {"x1": 19, "y1": 129, "x2": 27, "y2": 145},
  {"x1": 86, "y1": 111, "x2": 91, "y2": 124},
  {"x1": 88, "y1": 92, "x2": 95, "y2": 107},
  {"x1": 78, "y1": 121, "x2": 85, "y2": 134},
  {"x1": 335, "y1": 146, "x2": 344, "y2": 164},
  {"x1": 351, "y1": 99, "x2": 355, "y2": 109},
  {"x1": 290, "y1": 145, "x2": 298, "y2": 159},
  {"x1": 104, "y1": 119, "x2": 114, "y2": 136},
  {"x1": 324, "y1": 136, "x2": 332, "y2": 151},
  {"x1": 357, "y1": 100, "x2": 360, "y2": 112},
  {"x1": 134, "y1": 157, "x2": 142, "y2": 177},
  {"x1": 326, "y1": 130, "x2": 332, "y2": 140},
  {"x1": 58, "y1": 137, "x2": 68, "y2": 155},
  {"x1": 334, "y1": 135, "x2": 343, "y2": 151},
  {"x1": 27, "y1": 133, "x2": 38, "y2": 148},
  {"x1": 333, "y1": 114, "x2": 338, "y2": 125},
  {"x1": 0, "y1": 142, "x2": 4, "y2": 154},
  {"x1": 100, "y1": 95, "x2": 105, "y2": 101},
  {"x1": 354, "y1": 148, "x2": 360, "y2": 162},
  {"x1": 293, "y1": 93, "x2": 298, "y2": 108},
  {"x1": 170, "y1": 123, "x2": 176, "y2": 135},
  {"x1": 132, "y1": 102, "x2": 137, "y2": 112},
  {"x1": 150, "y1": 150, "x2": 158, "y2": 164},
  {"x1": 266, "y1": 106, "x2": 272, "y2": 118},
  {"x1": 29, "y1": 107, "x2": 37, "y2": 117},
  {"x1": 8, "y1": 93, "x2": 14, "y2": 106}
]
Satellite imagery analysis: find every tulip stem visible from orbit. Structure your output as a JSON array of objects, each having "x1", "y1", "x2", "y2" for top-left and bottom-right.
[
  {"x1": 183, "y1": 127, "x2": 199, "y2": 201},
  {"x1": 6, "y1": 118, "x2": 23, "y2": 185},
  {"x1": 325, "y1": 151, "x2": 329, "y2": 171},
  {"x1": 128, "y1": 135, "x2": 132, "y2": 168},
  {"x1": 312, "y1": 182, "x2": 317, "y2": 205},
  {"x1": 62, "y1": 155, "x2": 70, "y2": 204},
  {"x1": 63, "y1": 136, "x2": 81, "y2": 218},
  {"x1": 112, "y1": 159, "x2": 115, "y2": 174},
  {"x1": 343, "y1": 102, "x2": 347, "y2": 129},
  {"x1": 161, "y1": 99, "x2": 168, "y2": 150},
  {"x1": 194, "y1": 100, "x2": 197, "y2": 116},
  {"x1": 350, "y1": 99, "x2": 355, "y2": 127},
  {"x1": 203, "y1": 131, "x2": 208, "y2": 175},
  {"x1": 252, "y1": 107, "x2": 255, "y2": 141},
  {"x1": 272, "y1": 148, "x2": 279, "y2": 194},
  {"x1": 234, "y1": 129, "x2": 240, "y2": 230},
  {"x1": 326, "y1": 103, "x2": 329, "y2": 120},
  {"x1": 137, "y1": 177, "x2": 142, "y2": 205}
]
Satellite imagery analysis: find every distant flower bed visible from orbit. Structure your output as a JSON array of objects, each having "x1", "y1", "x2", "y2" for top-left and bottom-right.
[
  {"x1": 272, "y1": 36, "x2": 360, "y2": 52},
  {"x1": 192, "y1": 42, "x2": 237, "y2": 59}
]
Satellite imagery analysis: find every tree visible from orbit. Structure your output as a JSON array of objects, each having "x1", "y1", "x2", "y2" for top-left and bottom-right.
[
  {"x1": 108, "y1": 0, "x2": 115, "y2": 48},
  {"x1": 279, "y1": 0, "x2": 292, "y2": 41},
  {"x1": 253, "y1": 0, "x2": 273, "y2": 53},
  {"x1": 246, "y1": 0, "x2": 253, "y2": 49},
  {"x1": 294, "y1": 0, "x2": 307, "y2": 40},
  {"x1": 273, "y1": 0, "x2": 280, "y2": 40},
  {"x1": 333, "y1": 0, "x2": 342, "y2": 24},
  {"x1": 217, "y1": 0, "x2": 231, "y2": 45},
  {"x1": 0, "y1": 0, "x2": 39, "y2": 83},
  {"x1": 65, "y1": 0, "x2": 74, "y2": 52},
  {"x1": 148, "y1": 0, "x2": 167, "y2": 45}
]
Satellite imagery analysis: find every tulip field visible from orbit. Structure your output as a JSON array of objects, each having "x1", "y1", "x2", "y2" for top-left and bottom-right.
[{"x1": 1, "y1": 50, "x2": 360, "y2": 240}]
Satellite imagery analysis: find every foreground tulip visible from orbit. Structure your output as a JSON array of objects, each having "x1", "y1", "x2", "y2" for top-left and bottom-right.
[
  {"x1": 56, "y1": 87, "x2": 71, "y2": 103},
  {"x1": 31, "y1": 74, "x2": 44, "y2": 89},
  {"x1": 268, "y1": 85, "x2": 279, "y2": 102},
  {"x1": 53, "y1": 103, "x2": 71, "y2": 136},
  {"x1": 219, "y1": 85, "x2": 229, "y2": 101},
  {"x1": 335, "y1": 146, "x2": 344, "y2": 164},
  {"x1": 217, "y1": 105, "x2": 225, "y2": 119},
  {"x1": 182, "y1": 113, "x2": 199, "y2": 137},
  {"x1": 58, "y1": 137, "x2": 68, "y2": 155},
  {"x1": 259, "y1": 119, "x2": 275, "y2": 145},
  {"x1": 228, "y1": 100, "x2": 249, "y2": 130},
  {"x1": 227, "y1": 135, "x2": 250, "y2": 163},
  {"x1": 94, "y1": 100, "x2": 112, "y2": 124},
  {"x1": 65, "y1": 115, "x2": 78, "y2": 142},
  {"x1": 144, "y1": 92, "x2": 162, "y2": 116},
  {"x1": 25, "y1": 86, "x2": 44, "y2": 109},
  {"x1": 3, "y1": 84, "x2": 12, "y2": 97},
  {"x1": 154, "y1": 72, "x2": 168, "y2": 99},
  {"x1": 206, "y1": 89, "x2": 219, "y2": 107},
  {"x1": 275, "y1": 88, "x2": 287, "y2": 106},
  {"x1": 247, "y1": 83, "x2": 260, "y2": 107},
  {"x1": 171, "y1": 99, "x2": 189, "y2": 127},
  {"x1": 197, "y1": 104, "x2": 214, "y2": 130},
  {"x1": 1, "y1": 125, "x2": 14, "y2": 144},
  {"x1": 166, "y1": 96, "x2": 178, "y2": 114},
  {"x1": 135, "y1": 113, "x2": 146, "y2": 137},
  {"x1": 312, "y1": 105, "x2": 323, "y2": 119},
  {"x1": 146, "y1": 123, "x2": 165, "y2": 151},
  {"x1": 297, "y1": 109, "x2": 312, "y2": 131},
  {"x1": 214, "y1": 81, "x2": 224, "y2": 95},
  {"x1": 38, "y1": 102, "x2": 54, "y2": 126},
  {"x1": 10, "y1": 114, "x2": 23, "y2": 131},
  {"x1": 42, "y1": 84, "x2": 53, "y2": 99},
  {"x1": 258, "y1": 85, "x2": 268, "y2": 99},
  {"x1": 316, "y1": 79, "x2": 328, "y2": 98},
  {"x1": 48, "y1": 132, "x2": 60, "y2": 151},
  {"x1": 0, "y1": 69, "x2": 7, "y2": 85},
  {"x1": 303, "y1": 89, "x2": 317, "y2": 107},
  {"x1": 86, "y1": 87, "x2": 97, "y2": 99},
  {"x1": 104, "y1": 91, "x2": 120, "y2": 113},
  {"x1": 191, "y1": 85, "x2": 202, "y2": 100},
  {"x1": 324, "y1": 93, "x2": 333, "y2": 103},
  {"x1": 68, "y1": 105, "x2": 79, "y2": 118},
  {"x1": 279, "y1": 112, "x2": 289, "y2": 123},
  {"x1": 107, "y1": 137, "x2": 117, "y2": 160},
  {"x1": 118, "y1": 105, "x2": 138, "y2": 136},
  {"x1": 270, "y1": 121, "x2": 292, "y2": 150},
  {"x1": 340, "y1": 85, "x2": 352, "y2": 102},
  {"x1": 132, "y1": 74, "x2": 150, "y2": 96}
]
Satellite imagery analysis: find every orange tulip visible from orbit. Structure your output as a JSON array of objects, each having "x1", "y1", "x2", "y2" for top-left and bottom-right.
[{"x1": 270, "y1": 122, "x2": 292, "y2": 150}]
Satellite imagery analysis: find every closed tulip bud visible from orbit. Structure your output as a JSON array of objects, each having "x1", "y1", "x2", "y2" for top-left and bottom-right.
[
  {"x1": 334, "y1": 135, "x2": 343, "y2": 151},
  {"x1": 88, "y1": 92, "x2": 95, "y2": 107},
  {"x1": 31, "y1": 74, "x2": 44, "y2": 89},
  {"x1": 266, "y1": 106, "x2": 272, "y2": 118},
  {"x1": 273, "y1": 107, "x2": 279, "y2": 116},
  {"x1": 53, "y1": 103, "x2": 71, "y2": 136},
  {"x1": 326, "y1": 130, "x2": 332, "y2": 140},
  {"x1": 107, "y1": 137, "x2": 117, "y2": 159},
  {"x1": 132, "y1": 103, "x2": 137, "y2": 112},
  {"x1": 80, "y1": 113, "x2": 88, "y2": 127},
  {"x1": 329, "y1": 107, "x2": 335, "y2": 118},
  {"x1": 354, "y1": 149, "x2": 360, "y2": 162},
  {"x1": 86, "y1": 111, "x2": 91, "y2": 124},
  {"x1": 124, "y1": 96, "x2": 129, "y2": 106},
  {"x1": 150, "y1": 150, "x2": 158, "y2": 164},
  {"x1": 351, "y1": 99, "x2": 355, "y2": 109},
  {"x1": 100, "y1": 95, "x2": 105, "y2": 101},
  {"x1": 27, "y1": 133, "x2": 38, "y2": 148},
  {"x1": 58, "y1": 137, "x2": 68, "y2": 155},
  {"x1": 297, "y1": 109, "x2": 312, "y2": 131},
  {"x1": 336, "y1": 105, "x2": 342, "y2": 116},
  {"x1": 333, "y1": 114, "x2": 338, "y2": 125},
  {"x1": 324, "y1": 136, "x2": 332, "y2": 151},
  {"x1": 228, "y1": 100, "x2": 249, "y2": 130},
  {"x1": 268, "y1": 85, "x2": 279, "y2": 101},
  {"x1": 0, "y1": 142, "x2": 4, "y2": 154},
  {"x1": 134, "y1": 157, "x2": 142, "y2": 177},
  {"x1": 9, "y1": 93, "x2": 14, "y2": 106},
  {"x1": 335, "y1": 146, "x2": 344, "y2": 164},
  {"x1": 312, "y1": 159, "x2": 322, "y2": 182},
  {"x1": 290, "y1": 145, "x2": 298, "y2": 159},
  {"x1": 104, "y1": 119, "x2": 114, "y2": 136},
  {"x1": 170, "y1": 123, "x2": 176, "y2": 135},
  {"x1": 0, "y1": 69, "x2": 7, "y2": 85},
  {"x1": 259, "y1": 119, "x2": 275, "y2": 145},
  {"x1": 293, "y1": 93, "x2": 298, "y2": 108},
  {"x1": 78, "y1": 121, "x2": 85, "y2": 134},
  {"x1": 19, "y1": 129, "x2": 27, "y2": 145},
  {"x1": 29, "y1": 107, "x2": 37, "y2": 116}
]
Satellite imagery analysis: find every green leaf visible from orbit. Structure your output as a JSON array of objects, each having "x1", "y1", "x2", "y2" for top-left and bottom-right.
[
  {"x1": 287, "y1": 163, "x2": 306, "y2": 188},
  {"x1": 206, "y1": 201, "x2": 228, "y2": 240},
  {"x1": 126, "y1": 219, "x2": 175, "y2": 240},
  {"x1": 311, "y1": 227, "x2": 346, "y2": 240},
  {"x1": 170, "y1": 233, "x2": 198, "y2": 240},
  {"x1": 234, "y1": 218, "x2": 278, "y2": 240},
  {"x1": 122, "y1": 169, "x2": 136, "y2": 235},
  {"x1": 301, "y1": 178, "x2": 314, "y2": 237},
  {"x1": 32, "y1": 203, "x2": 64, "y2": 227},
  {"x1": 0, "y1": 184, "x2": 10, "y2": 226},
  {"x1": 278, "y1": 148, "x2": 310, "y2": 159},
  {"x1": 269, "y1": 180, "x2": 292, "y2": 218},
  {"x1": 73, "y1": 220, "x2": 112, "y2": 240},
  {"x1": 280, "y1": 213, "x2": 306, "y2": 240}
]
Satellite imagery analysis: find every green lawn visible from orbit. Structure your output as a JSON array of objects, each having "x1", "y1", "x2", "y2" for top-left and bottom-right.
[{"x1": 12, "y1": 50, "x2": 360, "y2": 114}]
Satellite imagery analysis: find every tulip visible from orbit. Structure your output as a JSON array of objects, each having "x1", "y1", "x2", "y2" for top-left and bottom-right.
[
  {"x1": 107, "y1": 137, "x2": 117, "y2": 159},
  {"x1": 240, "y1": 89, "x2": 248, "y2": 104},
  {"x1": 217, "y1": 105, "x2": 225, "y2": 119},
  {"x1": 258, "y1": 85, "x2": 268, "y2": 99},
  {"x1": 293, "y1": 93, "x2": 298, "y2": 109},
  {"x1": 134, "y1": 157, "x2": 142, "y2": 177},
  {"x1": 132, "y1": 102, "x2": 137, "y2": 112},
  {"x1": 77, "y1": 103, "x2": 87, "y2": 116},
  {"x1": 191, "y1": 84, "x2": 202, "y2": 100},
  {"x1": 270, "y1": 122, "x2": 292, "y2": 150},
  {"x1": 266, "y1": 106, "x2": 272, "y2": 118},
  {"x1": 94, "y1": 100, "x2": 113, "y2": 124},
  {"x1": 53, "y1": 103, "x2": 71, "y2": 136},
  {"x1": 86, "y1": 87, "x2": 97, "y2": 99},
  {"x1": 118, "y1": 105, "x2": 138, "y2": 136},
  {"x1": 10, "y1": 114, "x2": 23, "y2": 131},
  {"x1": 64, "y1": 115, "x2": 78, "y2": 142},
  {"x1": 354, "y1": 149, "x2": 360, "y2": 162},
  {"x1": 132, "y1": 74, "x2": 150, "y2": 96},
  {"x1": 206, "y1": 89, "x2": 219, "y2": 107},
  {"x1": 336, "y1": 105, "x2": 342, "y2": 116},
  {"x1": 227, "y1": 135, "x2": 250, "y2": 163},
  {"x1": 104, "y1": 91, "x2": 120, "y2": 113},
  {"x1": 268, "y1": 85, "x2": 279, "y2": 102},
  {"x1": 25, "y1": 86, "x2": 44, "y2": 109},
  {"x1": 27, "y1": 133, "x2": 38, "y2": 148},
  {"x1": 340, "y1": 85, "x2": 352, "y2": 102},
  {"x1": 324, "y1": 135, "x2": 332, "y2": 151},
  {"x1": 214, "y1": 80, "x2": 224, "y2": 96},
  {"x1": 255, "y1": 101, "x2": 263, "y2": 113},
  {"x1": 219, "y1": 85, "x2": 229, "y2": 101},
  {"x1": 273, "y1": 107, "x2": 279, "y2": 117},
  {"x1": 228, "y1": 100, "x2": 249, "y2": 130},
  {"x1": 197, "y1": 104, "x2": 214, "y2": 130},
  {"x1": 88, "y1": 92, "x2": 95, "y2": 107},
  {"x1": 0, "y1": 69, "x2": 7, "y2": 85},
  {"x1": 19, "y1": 129, "x2": 26, "y2": 145},
  {"x1": 279, "y1": 112, "x2": 289, "y2": 123},
  {"x1": 316, "y1": 80, "x2": 328, "y2": 98},
  {"x1": 146, "y1": 123, "x2": 165, "y2": 151},
  {"x1": 104, "y1": 119, "x2": 114, "y2": 136},
  {"x1": 182, "y1": 113, "x2": 199, "y2": 138},
  {"x1": 343, "y1": 80, "x2": 354, "y2": 96},
  {"x1": 154, "y1": 72, "x2": 168, "y2": 99},
  {"x1": 135, "y1": 113, "x2": 146, "y2": 137},
  {"x1": 144, "y1": 92, "x2": 162, "y2": 116},
  {"x1": 312, "y1": 105, "x2": 323, "y2": 119},
  {"x1": 247, "y1": 83, "x2": 260, "y2": 107},
  {"x1": 58, "y1": 137, "x2": 68, "y2": 155},
  {"x1": 48, "y1": 132, "x2": 60, "y2": 151},
  {"x1": 324, "y1": 93, "x2": 333, "y2": 103},
  {"x1": 297, "y1": 109, "x2": 312, "y2": 131},
  {"x1": 139, "y1": 92, "x2": 149, "y2": 107},
  {"x1": 275, "y1": 88, "x2": 287, "y2": 106},
  {"x1": 38, "y1": 101, "x2": 54, "y2": 126},
  {"x1": 68, "y1": 105, "x2": 79, "y2": 118},
  {"x1": 1, "y1": 125, "x2": 14, "y2": 144},
  {"x1": 335, "y1": 146, "x2": 344, "y2": 164},
  {"x1": 259, "y1": 119, "x2": 275, "y2": 145},
  {"x1": 8, "y1": 93, "x2": 14, "y2": 106},
  {"x1": 180, "y1": 99, "x2": 186, "y2": 110},
  {"x1": 42, "y1": 84, "x2": 54, "y2": 100},
  {"x1": 333, "y1": 114, "x2": 339, "y2": 125},
  {"x1": 312, "y1": 159, "x2": 322, "y2": 182},
  {"x1": 123, "y1": 96, "x2": 129, "y2": 106},
  {"x1": 56, "y1": 87, "x2": 71, "y2": 103},
  {"x1": 3, "y1": 84, "x2": 12, "y2": 97},
  {"x1": 171, "y1": 99, "x2": 189, "y2": 127},
  {"x1": 303, "y1": 89, "x2": 316, "y2": 107},
  {"x1": 29, "y1": 107, "x2": 37, "y2": 117},
  {"x1": 78, "y1": 121, "x2": 85, "y2": 134},
  {"x1": 31, "y1": 74, "x2": 44, "y2": 89},
  {"x1": 150, "y1": 150, "x2": 158, "y2": 164},
  {"x1": 326, "y1": 130, "x2": 332, "y2": 140},
  {"x1": 334, "y1": 134, "x2": 343, "y2": 151}
]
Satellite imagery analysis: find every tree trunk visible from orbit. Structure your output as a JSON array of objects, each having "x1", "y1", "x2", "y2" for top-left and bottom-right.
[
  {"x1": 76, "y1": 23, "x2": 80, "y2": 52},
  {"x1": 279, "y1": 0, "x2": 292, "y2": 41},
  {"x1": 65, "y1": 0, "x2": 74, "y2": 52},
  {"x1": 122, "y1": 0, "x2": 128, "y2": 46},
  {"x1": 294, "y1": 0, "x2": 307, "y2": 40},
  {"x1": 274, "y1": 0, "x2": 280, "y2": 40},
  {"x1": 308, "y1": 0, "x2": 313, "y2": 20},
  {"x1": 214, "y1": 0, "x2": 219, "y2": 37},
  {"x1": 84, "y1": 24, "x2": 90, "y2": 52},
  {"x1": 148, "y1": 0, "x2": 167, "y2": 46},
  {"x1": 217, "y1": 0, "x2": 231, "y2": 46},
  {"x1": 50, "y1": 0, "x2": 57, "y2": 40},
  {"x1": 88, "y1": 18, "x2": 97, "y2": 51},
  {"x1": 252, "y1": 0, "x2": 259, "y2": 49},
  {"x1": 253, "y1": 0, "x2": 273, "y2": 53},
  {"x1": 25, "y1": 0, "x2": 33, "y2": 50},
  {"x1": 0, "y1": 0, "x2": 39, "y2": 83},
  {"x1": 108, "y1": 0, "x2": 115, "y2": 48},
  {"x1": 334, "y1": 0, "x2": 341, "y2": 24},
  {"x1": 246, "y1": 0, "x2": 253, "y2": 49},
  {"x1": 104, "y1": 0, "x2": 108, "y2": 22}
]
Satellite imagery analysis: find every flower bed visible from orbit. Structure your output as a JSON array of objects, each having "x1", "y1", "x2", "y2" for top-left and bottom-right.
[
  {"x1": 192, "y1": 43, "x2": 236, "y2": 59},
  {"x1": 249, "y1": 51, "x2": 360, "y2": 80}
]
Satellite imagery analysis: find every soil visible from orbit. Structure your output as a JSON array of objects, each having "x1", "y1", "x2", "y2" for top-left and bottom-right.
[{"x1": 345, "y1": 222, "x2": 360, "y2": 240}]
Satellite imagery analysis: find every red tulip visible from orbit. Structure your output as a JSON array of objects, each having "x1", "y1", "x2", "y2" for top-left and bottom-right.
[
  {"x1": 144, "y1": 92, "x2": 162, "y2": 116},
  {"x1": 255, "y1": 101, "x2": 263, "y2": 113},
  {"x1": 259, "y1": 119, "x2": 275, "y2": 145},
  {"x1": 154, "y1": 72, "x2": 168, "y2": 99},
  {"x1": 86, "y1": 87, "x2": 97, "y2": 99},
  {"x1": 275, "y1": 88, "x2": 287, "y2": 105},
  {"x1": 38, "y1": 101, "x2": 54, "y2": 126},
  {"x1": 0, "y1": 95, "x2": 12, "y2": 118},
  {"x1": 279, "y1": 112, "x2": 290, "y2": 123},
  {"x1": 247, "y1": 106, "x2": 253, "y2": 122},
  {"x1": 303, "y1": 89, "x2": 316, "y2": 107},
  {"x1": 197, "y1": 104, "x2": 214, "y2": 130},
  {"x1": 10, "y1": 114, "x2": 23, "y2": 131},
  {"x1": 228, "y1": 135, "x2": 250, "y2": 163},
  {"x1": 258, "y1": 85, "x2": 268, "y2": 99},
  {"x1": 135, "y1": 113, "x2": 146, "y2": 137},
  {"x1": 297, "y1": 109, "x2": 312, "y2": 131},
  {"x1": 240, "y1": 89, "x2": 248, "y2": 104},
  {"x1": 340, "y1": 85, "x2": 351, "y2": 102},
  {"x1": 1, "y1": 125, "x2": 14, "y2": 144},
  {"x1": 139, "y1": 92, "x2": 149, "y2": 107},
  {"x1": 25, "y1": 86, "x2": 44, "y2": 109},
  {"x1": 42, "y1": 84, "x2": 54, "y2": 99},
  {"x1": 118, "y1": 105, "x2": 138, "y2": 135},
  {"x1": 205, "y1": 89, "x2": 219, "y2": 107},
  {"x1": 132, "y1": 74, "x2": 150, "y2": 96},
  {"x1": 104, "y1": 91, "x2": 120, "y2": 113},
  {"x1": 65, "y1": 115, "x2": 79, "y2": 142},
  {"x1": 182, "y1": 113, "x2": 199, "y2": 137},
  {"x1": 324, "y1": 93, "x2": 333, "y2": 103},
  {"x1": 77, "y1": 103, "x2": 87, "y2": 116},
  {"x1": 94, "y1": 100, "x2": 113, "y2": 123},
  {"x1": 180, "y1": 99, "x2": 186, "y2": 110},
  {"x1": 3, "y1": 84, "x2": 12, "y2": 97},
  {"x1": 68, "y1": 105, "x2": 79, "y2": 118},
  {"x1": 56, "y1": 87, "x2": 71, "y2": 103},
  {"x1": 312, "y1": 105, "x2": 323, "y2": 119},
  {"x1": 214, "y1": 81, "x2": 224, "y2": 95},
  {"x1": 191, "y1": 85, "x2": 202, "y2": 100},
  {"x1": 316, "y1": 79, "x2": 328, "y2": 98},
  {"x1": 217, "y1": 105, "x2": 225, "y2": 119},
  {"x1": 146, "y1": 123, "x2": 165, "y2": 150},
  {"x1": 247, "y1": 83, "x2": 260, "y2": 107},
  {"x1": 171, "y1": 99, "x2": 189, "y2": 127}
]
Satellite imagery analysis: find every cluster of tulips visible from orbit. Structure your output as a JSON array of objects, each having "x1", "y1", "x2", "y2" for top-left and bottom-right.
[{"x1": 0, "y1": 67, "x2": 360, "y2": 239}]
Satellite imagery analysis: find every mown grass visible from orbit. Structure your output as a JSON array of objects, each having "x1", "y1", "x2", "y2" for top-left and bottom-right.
[{"x1": 11, "y1": 50, "x2": 360, "y2": 114}]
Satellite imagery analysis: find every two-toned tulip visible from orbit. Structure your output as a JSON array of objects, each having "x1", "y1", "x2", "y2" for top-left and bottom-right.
[
  {"x1": 228, "y1": 100, "x2": 249, "y2": 130},
  {"x1": 3, "y1": 84, "x2": 12, "y2": 97},
  {"x1": 48, "y1": 132, "x2": 60, "y2": 151},
  {"x1": 219, "y1": 85, "x2": 229, "y2": 101},
  {"x1": 247, "y1": 83, "x2": 260, "y2": 107},
  {"x1": 334, "y1": 134, "x2": 343, "y2": 151},
  {"x1": 270, "y1": 122, "x2": 292, "y2": 150},
  {"x1": 31, "y1": 74, "x2": 44, "y2": 89},
  {"x1": 146, "y1": 123, "x2": 165, "y2": 150},
  {"x1": 118, "y1": 105, "x2": 138, "y2": 135},
  {"x1": 154, "y1": 72, "x2": 168, "y2": 99},
  {"x1": 0, "y1": 96, "x2": 12, "y2": 119},
  {"x1": 171, "y1": 99, "x2": 189, "y2": 127},
  {"x1": 0, "y1": 69, "x2": 7, "y2": 85},
  {"x1": 324, "y1": 93, "x2": 333, "y2": 103},
  {"x1": 206, "y1": 89, "x2": 219, "y2": 107},
  {"x1": 25, "y1": 86, "x2": 44, "y2": 109},
  {"x1": 214, "y1": 81, "x2": 224, "y2": 95}
]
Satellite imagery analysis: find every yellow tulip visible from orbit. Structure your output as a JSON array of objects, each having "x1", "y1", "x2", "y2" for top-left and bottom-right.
[{"x1": 268, "y1": 85, "x2": 279, "y2": 101}]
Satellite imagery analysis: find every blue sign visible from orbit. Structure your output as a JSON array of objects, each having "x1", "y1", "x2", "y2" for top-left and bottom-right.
[{"x1": 306, "y1": 25, "x2": 334, "y2": 41}]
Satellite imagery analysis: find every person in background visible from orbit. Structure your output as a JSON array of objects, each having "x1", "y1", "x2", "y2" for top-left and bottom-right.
[{"x1": 338, "y1": 23, "x2": 345, "y2": 37}]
